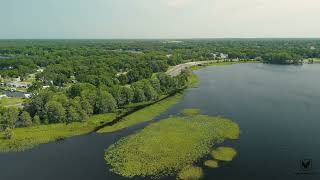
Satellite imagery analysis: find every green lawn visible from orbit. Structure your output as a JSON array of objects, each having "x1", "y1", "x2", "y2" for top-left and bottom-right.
[
  {"x1": 98, "y1": 93, "x2": 183, "y2": 133},
  {"x1": 0, "y1": 113, "x2": 117, "y2": 152},
  {"x1": 0, "y1": 97, "x2": 25, "y2": 107}
]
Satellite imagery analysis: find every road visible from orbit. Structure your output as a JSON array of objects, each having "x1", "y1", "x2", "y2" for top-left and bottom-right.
[{"x1": 166, "y1": 60, "x2": 218, "y2": 76}]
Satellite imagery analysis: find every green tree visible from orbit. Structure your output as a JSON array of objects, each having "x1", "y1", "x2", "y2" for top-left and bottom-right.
[
  {"x1": 4, "y1": 127, "x2": 14, "y2": 140},
  {"x1": 120, "y1": 86, "x2": 134, "y2": 105},
  {"x1": 149, "y1": 77, "x2": 162, "y2": 94},
  {"x1": 132, "y1": 87, "x2": 146, "y2": 103},
  {"x1": 20, "y1": 111, "x2": 32, "y2": 127},
  {"x1": 141, "y1": 80, "x2": 159, "y2": 101},
  {"x1": 81, "y1": 97, "x2": 94, "y2": 116},
  {"x1": 95, "y1": 90, "x2": 117, "y2": 113},
  {"x1": 81, "y1": 89, "x2": 97, "y2": 108},
  {"x1": 45, "y1": 101, "x2": 66, "y2": 123},
  {"x1": 33, "y1": 115, "x2": 41, "y2": 125},
  {"x1": 66, "y1": 97, "x2": 88, "y2": 123},
  {"x1": 109, "y1": 86, "x2": 122, "y2": 106},
  {"x1": 3, "y1": 108, "x2": 19, "y2": 128}
]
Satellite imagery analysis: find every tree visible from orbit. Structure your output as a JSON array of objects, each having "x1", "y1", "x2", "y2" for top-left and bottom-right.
[
  {"x1": 66, "y1": 97, "x2": 88, "y2": 123},
  {"x1": 33, "y1": 115, "x2": 41, "y2": 125},
  {"x1": 149, "y1": 77, "x2": 162, "y2": 94},
  {"x1": 109, "y1": 86, "x2": 122, "y2": 106},
  {"x1": 81, "y1": 89, "x2": 97, "y2": 108},
  {"x1": 4, "y1": 127, "x2": 14, "y2": 140},
  {"x1": 117, "y1": 74, "x2": 128, "y2": 85},
  {"x1": 141, "y1": 80, "x2": 159, "y2": 101},
  {"x1": 156, "y1": 73, "x2": 176, "y2": 93},
  {"x1": 25, "y1": 89, "x2": 55, "y2": 119},
  {"x1": 45, "y1": 101, "x2": 66, "y2": 123},
  {"x1": 132, "y1": 87, "x2": 146, "y2": 103},
  {"x1": 20, "y1": 111, "x2": 32, "y2": 127},
  {"x1": 95, "y1": 90, "x2": 117, "y2": 113},
  {"x1": 120, "y1": 86, "x2": 134, "y2": 105},
  {"x1": 2, "y1": 108, "x2": 19, "y2": 128},
  {"x1": 144, "y1": 83, "x2": 158, "y2": 101},
  {"x1": 68, "y1": 83, "x2": 96, "y2": 98},
  {"x1": 81, "y1": 97, "x2": 94, "y2": 116},
  {"x1": 52, "y1": 92, "x2": 69, "y2": 108}
]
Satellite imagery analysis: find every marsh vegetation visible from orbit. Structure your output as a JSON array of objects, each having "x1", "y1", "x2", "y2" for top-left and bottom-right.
[
  {"x1": 211, "y1": 147, "x2": 237, "y2": 162},
  {"x1": 104, "y1": 109, "x2": 240, "y2": 179}
]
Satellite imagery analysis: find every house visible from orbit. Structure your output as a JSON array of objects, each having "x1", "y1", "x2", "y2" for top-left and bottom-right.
[
  {"x1": 211, "y1": 53, "x2": 218, "y2": 58},
  {"x1": 37, "y1": 68, "x2": 44, "y2": 73},
  {"x1": 0, "y1": 94, "x2": 7, "y2": 99},
  {"x1": 220, "y1": 53, "x2": 229, "y2": 59},
  {"x1": 24, "y1": 94, "x2": 31, "y2": 98}
]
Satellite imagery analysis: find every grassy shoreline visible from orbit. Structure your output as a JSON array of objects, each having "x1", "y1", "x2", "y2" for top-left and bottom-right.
[
  {"x1": 0, "y1": 113, "x2": 117, "y2": 152},
  {"x1": 97, "y1": 93, "x2": 183, "y2": 133},
  {"x1": 0, "y1": 60, "x2": 248, "y2": 152}
]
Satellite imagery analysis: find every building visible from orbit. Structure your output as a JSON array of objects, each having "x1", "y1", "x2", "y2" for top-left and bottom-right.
[
  {"x1": 24, "y1": 94, "x2": 31, "y2": 98},
  {"x1": 0, "y1": 94, "x2": 8, "y2": 99},
  {"x1": 220, "y1": 53, "x2": 229, "y2": 59}
]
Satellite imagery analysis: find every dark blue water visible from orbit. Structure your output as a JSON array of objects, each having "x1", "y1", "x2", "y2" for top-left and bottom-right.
[{"x1": 1, "y1": 63, "x2": 320, "y2": 180}]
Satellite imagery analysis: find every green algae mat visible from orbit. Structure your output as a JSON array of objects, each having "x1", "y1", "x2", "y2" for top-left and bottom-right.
[{"x1": 104, "y1": 110, "x2": 240, "y2": 179}]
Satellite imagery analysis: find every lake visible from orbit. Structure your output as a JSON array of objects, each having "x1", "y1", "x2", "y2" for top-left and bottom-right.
[{"x1": 1, "y1": 63, "x2": 320, "y2": 180}]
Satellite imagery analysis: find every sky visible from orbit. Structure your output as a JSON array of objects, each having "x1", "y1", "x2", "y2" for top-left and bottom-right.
[{"x1": 1, "y1": 0, "x2": 319, "y2": 39}]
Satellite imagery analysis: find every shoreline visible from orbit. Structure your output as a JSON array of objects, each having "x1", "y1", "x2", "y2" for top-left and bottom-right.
[{"x1": 0, "y1": 60, "x2": 248, "y2": 153}]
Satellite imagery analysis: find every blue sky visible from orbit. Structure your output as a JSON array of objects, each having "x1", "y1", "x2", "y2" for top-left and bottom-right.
[{"x1": 1, "y1": 0, "x2": 319, "y2": 39}]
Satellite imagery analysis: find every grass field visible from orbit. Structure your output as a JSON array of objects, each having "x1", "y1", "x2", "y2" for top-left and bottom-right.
[
  {"x1": 0, "y1": 113, "x2": 117, "y2": 152},
  {"x1": 97, "y1": 93, "x2": 183, "y2": 133},
  {"x1": 0, "y1": 97, "x2": 25, "y2": 107},
  {"x1": 105, "y1": 112, "x2": 240, "y2": 179}
]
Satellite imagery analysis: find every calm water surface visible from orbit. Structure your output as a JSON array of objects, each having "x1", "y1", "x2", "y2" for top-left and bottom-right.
[{"x1": 1, "y1": 63, "x2": 320, "y2": 180}]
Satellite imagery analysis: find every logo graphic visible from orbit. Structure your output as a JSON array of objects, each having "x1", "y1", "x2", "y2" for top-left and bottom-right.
[{"x1": 300, "y1": 159, "x2": 312, "y2": 171}]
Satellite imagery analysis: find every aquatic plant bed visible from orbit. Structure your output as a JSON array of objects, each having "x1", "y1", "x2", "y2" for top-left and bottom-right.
[
  {"x1": 0, "y1": 113, "x2": 117, "y2": 152},
  {"x1": 104, "y1": 111, "x2": 240, "y2": 179}
]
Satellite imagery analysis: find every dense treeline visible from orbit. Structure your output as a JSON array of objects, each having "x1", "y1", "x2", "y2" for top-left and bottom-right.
[
  {"x1": 1, "y1": 39, "x2": 320, "y2": 136},
  {"x1": 0, "y1": 70, "x2": 189, "y2": 133},
  {"x1": 25, "y1": 72, "x2": 188, "y2": 125},
  {"x1": 1, "y1": 39, "x2": 320, "y2": 80}
]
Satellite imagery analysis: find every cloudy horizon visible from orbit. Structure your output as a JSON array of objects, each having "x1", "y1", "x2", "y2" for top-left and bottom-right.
[{"x1": 1, "y1": 0, "x2": 319, "y2": 39}]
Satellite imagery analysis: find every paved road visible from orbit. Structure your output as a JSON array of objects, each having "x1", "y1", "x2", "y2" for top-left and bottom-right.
[{"x1": 166, "y1": 60, "x2": 217, "y2": 76}]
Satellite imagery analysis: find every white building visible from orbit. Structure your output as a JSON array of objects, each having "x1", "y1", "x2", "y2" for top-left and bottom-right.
[
  {"x1": 220, "y1": 53, "x2": 229, "y2": 59},
  {"x1": 24, "y1": 94, "x2": 32, "y2": 98},
  {"x1": 0, "y1": 94, "x2": 8, "y2": 99}
]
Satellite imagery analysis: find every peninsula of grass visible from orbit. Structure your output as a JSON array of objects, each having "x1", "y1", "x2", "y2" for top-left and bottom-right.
[
  {"x1": 0, "y1": 113, "x2": 117, "y2": 152},
  {"x1": 211, "y1": 146, "x2": 237, "y2": 161},
  {"x1": 97, "y1": 93, "x2": 183, "y2": 133},
  {"x1": 104, "y1": 112, "x2": 240, "y2": 179}
]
